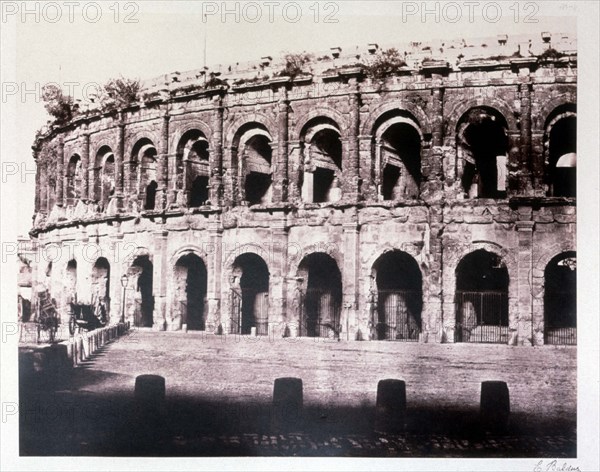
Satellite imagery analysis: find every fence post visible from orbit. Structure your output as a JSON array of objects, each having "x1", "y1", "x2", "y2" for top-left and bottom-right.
[
  {"x1": 480, "y1": 380, "x2": 510, "y2": 432},
  {"x1": 374, "y1": 379, "x2": 406, "y2": 434}
]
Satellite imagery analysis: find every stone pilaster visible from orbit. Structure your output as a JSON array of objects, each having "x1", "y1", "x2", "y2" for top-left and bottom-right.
[
  {"x1": 519, "y1": 81, "x2": 533, "y2": 194},
  {"x1": 287, "y1": 140, "x2": 302, "y2": 202},
  {"x1": 153, "y1": 230, "x2": 168, "y2": 331},
  {"x1": 270, "y1": 219, "x2": 289, "y2": 338},
  {"x1": 210, "y1": 96, "x2": 224, "y2": 205},
  {"x1": 115, "y1": 117, "x2": 125, "y2": 210},
  {"x1": 207, "y1": 221, "x2": 223, "y2": 332},
  {"x1": 273, "y1": 86, "x2": 289, "y2": 202},
  {"x1": 358, "y1": 135, "x2": 376, "y2": 201},
  {"x1": 56, "y1": 137, "x2": 65, "y2": 207},
  {"x1": 515, "y1": 220, "x2": 535, "y2": 345},
  {"x1": 158, "y1": 110, "x2": 170, "y2": 211},
  {"x1": 345, "y1": 80, "x2": 361, "y2": 201},
  {"x1": 432, "y1": 87, "x2": 444, "y2": 147},
  {"x1": 80, "y1": 129, "x2": 90, "y2": 200},
  {"x1": 342, "y1": 221, "x2": 360, "y2": 340}
]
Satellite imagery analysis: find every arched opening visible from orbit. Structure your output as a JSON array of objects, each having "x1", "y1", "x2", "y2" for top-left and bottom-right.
[
  {"x1": 544, "y1": 252, "x2": 576, "y2": 345},
  {"x1": 230, "y1": 253, "x2": 269, "y2": 335},
  {"x1": 176, "y1": 130, "x2": 210, "y2": 207},
  {"x1": 372, "y1": 251, "x2": 422, "y2": 341},
  {"x1": 547, "y1": 114, "x2": 576, "y2": 197},
  {"x1": 92, "y1": 257, "x2": 110, "y2": 321},
  {"x1": 94, "y1": 146, "x2": 115, "y2": 211},
  {"x1": 131, "y1": 139, "x2": 158, "y2": 210},
  {"x1": 65, "y1": 259, "x2": 77, "y2": 304},
  {"x1": 301, "y1": 121, "x2": 343, "y2": 203},
  {"x1": 297, "y1": 253, "x2": 343, "y2": 338},
  {"x1": 378, "y1": 121, "x2": 421, "y2": 200},
  {"x1": 457, "y1": 108, "x2": 509, "y2": 199},
  {"x1": 242, "y1": 131, "x2": 273, "y2": 205},
  {"x1": 129, "y1": 255, "x2": 154, "y2": 328},
  {"x1": 65, "y1": 154, "x2": 82, "y2": 206},
  {"x1": 455, "y1": 249, "x2": 509, "y2": 343},
  {"x1": 174, "y1": 253, "x2": 208, "y2": 331}
]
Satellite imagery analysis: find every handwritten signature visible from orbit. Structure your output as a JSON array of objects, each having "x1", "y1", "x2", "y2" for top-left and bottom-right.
[{"x1": 534, "y1": 460, "x2": 581, "y2": 472}]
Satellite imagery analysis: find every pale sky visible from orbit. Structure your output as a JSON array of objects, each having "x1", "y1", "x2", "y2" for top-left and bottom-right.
[{"x1": 4, "y1": 1, "x2": 580, "y2": 236}]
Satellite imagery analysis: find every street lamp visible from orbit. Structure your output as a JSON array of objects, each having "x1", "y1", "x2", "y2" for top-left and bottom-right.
[{"x1": 120, "y1": 273, "x2": 129, "y2": 324}]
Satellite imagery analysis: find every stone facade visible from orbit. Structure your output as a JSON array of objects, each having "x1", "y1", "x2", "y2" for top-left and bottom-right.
[{"x1": 26, "y1": 34, "x2": 577, "y2": 346}]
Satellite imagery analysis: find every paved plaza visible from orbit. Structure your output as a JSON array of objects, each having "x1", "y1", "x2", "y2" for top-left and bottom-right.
[{"x1": 20, "y1": 330, "x2": 576, "y2": 457}]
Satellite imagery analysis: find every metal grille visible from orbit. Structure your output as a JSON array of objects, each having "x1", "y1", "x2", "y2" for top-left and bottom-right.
[
  {"x1": 455, "y1": 291, "x2": 509, "y2": 343},
  {"x1": 375, "y1": 290, "x2": 420, "y2": 341},
  {"x1": 230, "y1": 288, "x2": 269, "y2": 335},
  {"x1": 299, "y1": 288, "x2": 341, "y2": 338},
  {"x1": 544, "y1": 289, "x2": 576, "y2": 345}
]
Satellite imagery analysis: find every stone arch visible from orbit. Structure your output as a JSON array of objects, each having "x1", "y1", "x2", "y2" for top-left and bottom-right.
[
  {"x1": 453, "y1": 247, "x2": 511, "y2": 344},
  {"x1": 296, "y1": 252, "x2": 343, "y2": 338},
  {"x1": 228, "y1": 252, "x2": 270, "y2": 335},
  {"x1": 224, "y1": 243, "x2": 273, "y2": 271},
  {"x1": 294, "y1": 107, "x2": 350, "y2": 140},
  {"x1": 449, "y1": 241, "x2": 517, "y2": 279},
  {"x1": 169, "y1": 119, "x2": 214, "y2": 155},
  {"x1": 169, "y1": 245, "x2": 210, "y2": 269},
  {"x1": 224, "y1": 112, "x2": 277, "y2": 147},
  {"x1": 93, "y1": 145, "x2": 115, "y2": 207},
  {"x1": 291, "y1": 244, "x2": 344, "y2": 277},
  {"x1": 536, "y1": 93, "x2": 577, "y2": 132},
  {"x1": 124, "y1": 129, "x2": 161, "y2": 157},
  {"x1": 370, "y1": 249, "x2": 423, "y2": 341},
  {"x1": 361, "y1": 101, "x2": 432, "y2": 138},
  {"x1": 298, "y1": 117, "x2": 344, "y2": 203},
  {"x1": 534, "y1": 241, "x2": 576, "y2": 277},
  {"x1": 123, "y1": 245, "x2": 152, "y2": 268},
  {"x1": 542, "y1": 103, "x2": 576, "y2": 197},
  {"x1": 171, "y1": 249, "x2": 209, "y2": 331},
  {"x1": 446, "y1": 97, "x2": 518, "y2": 136}
]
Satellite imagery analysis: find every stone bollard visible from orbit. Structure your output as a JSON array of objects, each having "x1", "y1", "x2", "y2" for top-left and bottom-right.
[
  {"x1": 374, "y1": 379, "x2": 406, "y2": 434},
  {"x1": 19, "y1": 350, "x2": 36, "y2": 387},
  {"x1": 271, "y1": 377, "x2": 303, "y2": 432},
  {"x1": 135, "y1": 375, "x2": 166, "y2": 415},
  {"x1": 480, "y1": 381, "x2": 510, "y2": 433}
]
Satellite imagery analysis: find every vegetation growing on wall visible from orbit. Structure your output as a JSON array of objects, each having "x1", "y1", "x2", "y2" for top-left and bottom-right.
[
  {"x1": 366, "y1": 48, "x2": 407, "y2": 80},
  {"x1": 41, "y1": 84, "x2": 77, "y2": 124}
]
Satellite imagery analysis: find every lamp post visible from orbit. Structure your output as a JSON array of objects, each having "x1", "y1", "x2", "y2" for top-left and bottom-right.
[{"x1": 120, "y1": 273, "x2": 129, "y2": 324}]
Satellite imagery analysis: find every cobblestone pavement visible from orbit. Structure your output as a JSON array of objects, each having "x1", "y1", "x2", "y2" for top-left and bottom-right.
[{"x1": 20, "y1": 329, "x2": 576, "y2": 457}]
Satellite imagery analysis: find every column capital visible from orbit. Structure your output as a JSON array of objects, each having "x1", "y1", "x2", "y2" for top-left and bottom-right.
[{"x1": 516, "y1": 221, "x2": 535, "y2": 232}]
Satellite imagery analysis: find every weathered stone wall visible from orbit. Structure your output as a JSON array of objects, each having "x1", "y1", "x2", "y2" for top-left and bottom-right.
[{"x1": 28, "y1": 36, "x2": 577, "y2": 346}]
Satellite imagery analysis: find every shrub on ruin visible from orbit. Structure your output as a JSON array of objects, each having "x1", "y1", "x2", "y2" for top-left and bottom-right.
[
  {"x1": 277, "y1": 52, "x2": 313, "y2": 79},
  {"x1": 41, "y1": 84, "x2": 77, "y2": 124},
  {"x1": 366, "y1": 48, "x2": 407, "y2": 80},
  {"x1": 97, "y1": 76, "x2": 141, "y2": 111}
]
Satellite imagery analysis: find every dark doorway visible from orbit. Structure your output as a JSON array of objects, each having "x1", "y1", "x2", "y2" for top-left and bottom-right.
[
  {"x1": 231, "y1": 254, "x2": 269, "y2": 335},
  {"x1": 131, "y1": 256, "x2": 154, "y2": 328},
  {"x1": 544, "y1": 252, "x2": 576, "y2": 345},
  {"x1": 455, "y1": 250, "x2": 509, "y2": 343},
  {"x1": 373, "y1": 251, "x2": 422, "y2": 341},
  {"x1": 298, "y1": 253, "x2": 342, "y2": 338},
  {"x1": 175, "y1": 254, "x2": 208, "y2": 330}
]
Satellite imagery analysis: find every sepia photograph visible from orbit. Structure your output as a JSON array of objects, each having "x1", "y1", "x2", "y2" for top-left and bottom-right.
[{"x1": 1, "y1": 1, "x2": 598, "y2": 471}]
